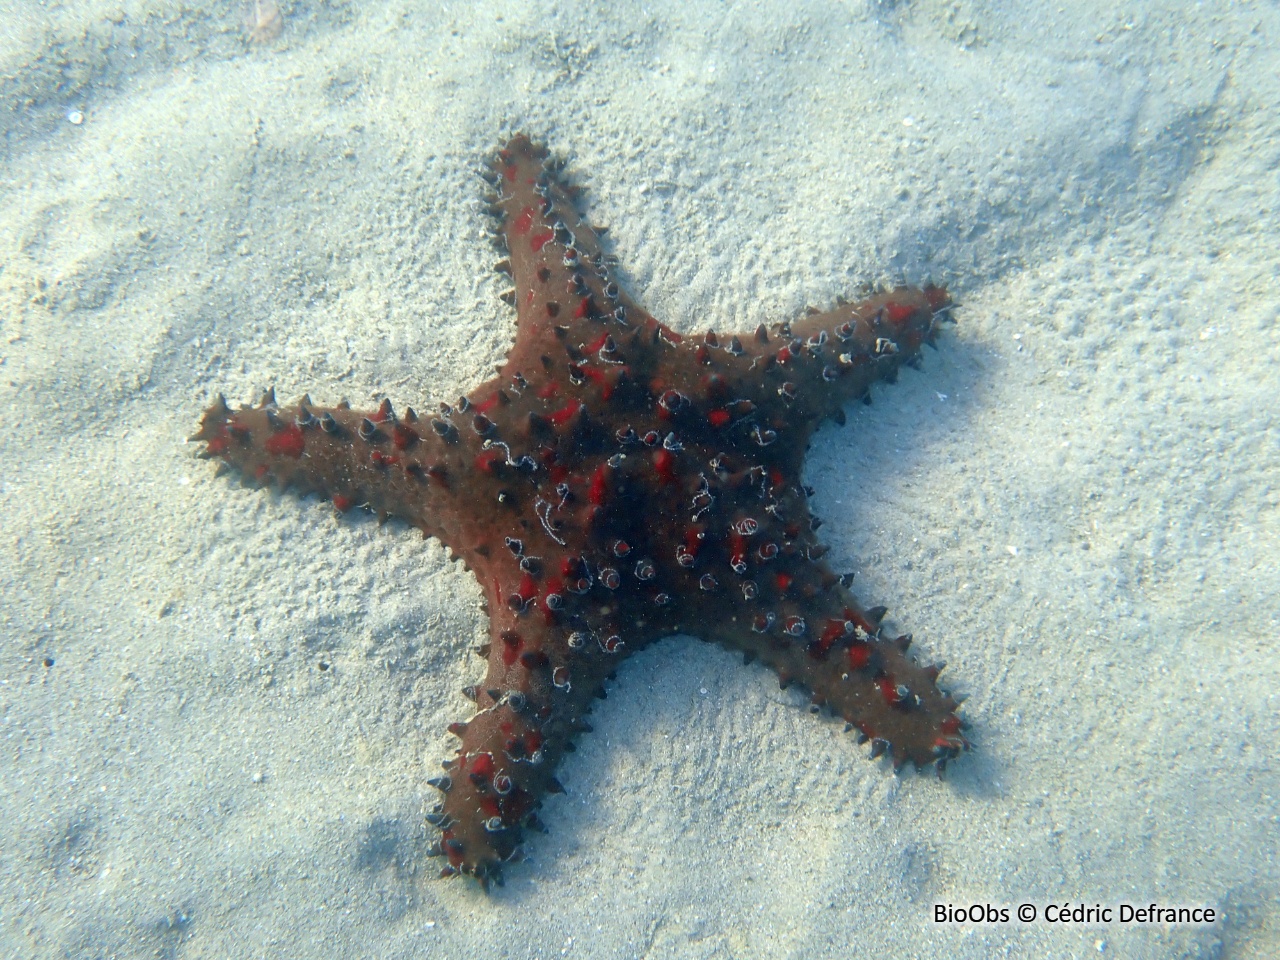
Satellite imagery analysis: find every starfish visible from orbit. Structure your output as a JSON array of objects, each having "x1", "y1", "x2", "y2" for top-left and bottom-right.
[{"x1": 193, "y1": 134, "x2": 968, "y2": 890}]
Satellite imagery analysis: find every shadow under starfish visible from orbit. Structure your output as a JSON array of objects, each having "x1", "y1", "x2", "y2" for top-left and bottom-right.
[{"x1": 192, "y1": 134, "x2": 969, "y2": 891}]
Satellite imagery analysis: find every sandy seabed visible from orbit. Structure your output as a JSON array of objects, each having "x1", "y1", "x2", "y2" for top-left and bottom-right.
[{"x1": 1, "y1": 1, "x2": 1277, "y2": 958}]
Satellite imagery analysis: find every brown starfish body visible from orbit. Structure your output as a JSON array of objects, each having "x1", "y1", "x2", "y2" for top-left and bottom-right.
[{"x1": 193, "y1": 134, "x2": 968, "y2": 890}]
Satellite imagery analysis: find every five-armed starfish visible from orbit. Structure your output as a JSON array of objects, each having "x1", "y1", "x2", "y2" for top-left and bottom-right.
[{"x1": 193, "y1": 135, "x2": 968, "y2": 890}]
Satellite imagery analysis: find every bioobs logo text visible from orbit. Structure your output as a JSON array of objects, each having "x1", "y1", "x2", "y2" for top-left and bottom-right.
[{"x1": 935, "y1": 904, "x2": 1010, "y2": 924}]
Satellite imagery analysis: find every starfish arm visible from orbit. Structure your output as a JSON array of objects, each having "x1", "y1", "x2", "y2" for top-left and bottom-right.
[
  {"x1": 485, "y1": 135, "x2": 679, "y2": 385},
  {"x1": 705, "y1": 586, "x2": 969, "y2": 773},
  {"x1": 191, "y1": 392, "x2": 467, "y2": 545},
  {"x1": 432, "y1": 565, "x2": 657, "y2": 890},
  {"x1": 699, "y1": 285, "x2": 953, "y2": 437}
]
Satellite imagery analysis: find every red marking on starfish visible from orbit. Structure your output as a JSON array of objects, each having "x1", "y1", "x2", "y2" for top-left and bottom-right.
[
  {"x1": 501, "y1": 630, "x2": 523, "y2": 666},
  {"x1": 589, "y1": 464, "x2": 608, "y2": 505},
  {"x1": 392, "y1": 423, "x2": 418, "y2": 450},
  {"x1": 885, "y1": 302, "x2": 914, "y2": 324},
  {"x1": 682, "y1": 527, "x2": 703, "y2": 558},
  {"x1": 265, "y1": 424, "x2": 305, "y2": 458},
  {"x1": 811, "y1": 620, "x2": 847, "y2": 660},
  {"x1": 878, "y1": 675, "x2": 903, "y2": 705},
  {"x1": 547, "y1": 399, "x2": 581, "y2": 426},
  {"x1": 653, "y1": 448, "x2": 676, "y2": 483},
  {"x1": 581, "y1": 366, "x2": 611, "y2": 398}
]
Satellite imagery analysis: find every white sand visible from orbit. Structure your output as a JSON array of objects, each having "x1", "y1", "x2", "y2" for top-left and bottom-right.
[{"x1": 1, "y1": 1, "x2": 1277, "y2": 957}]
